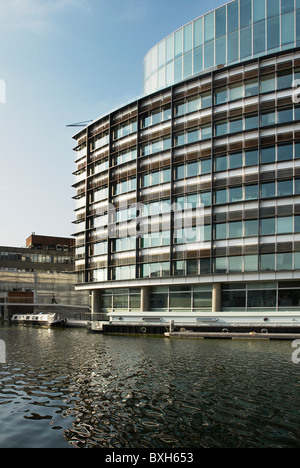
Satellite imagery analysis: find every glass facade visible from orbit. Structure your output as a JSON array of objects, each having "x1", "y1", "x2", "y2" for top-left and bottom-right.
[
  {"x1": 73, "y1": 0, "x2": 300, "y2": 320},
  {"x1": 144, "y1": 0, "x2": 300, "y2": 95}
]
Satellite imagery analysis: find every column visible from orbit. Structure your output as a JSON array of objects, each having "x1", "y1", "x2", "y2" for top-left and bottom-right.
[
  {"x1": 91, "y1": 290, "x2": 101, "y2": 318},
  {"x1": 141, "y1": 287, "x2": 150, "y2": 313},
  {"x1": 212, "y1": 283, "x2": 221, "y2": 313}
]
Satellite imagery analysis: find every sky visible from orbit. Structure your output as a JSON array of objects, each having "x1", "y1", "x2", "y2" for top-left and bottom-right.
[{"x1": 0, "y1": 0, "x2": 225, "y2": 247}]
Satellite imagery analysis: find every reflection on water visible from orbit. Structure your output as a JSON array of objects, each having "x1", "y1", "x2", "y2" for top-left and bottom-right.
[{"x1": 0, "y1": 325, "x2": 299, "y2": 448}]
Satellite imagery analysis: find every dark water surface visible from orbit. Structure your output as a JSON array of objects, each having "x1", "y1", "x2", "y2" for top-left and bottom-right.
[{"x1": 0, "y1": 324, "x2": 299, "y2": 448}]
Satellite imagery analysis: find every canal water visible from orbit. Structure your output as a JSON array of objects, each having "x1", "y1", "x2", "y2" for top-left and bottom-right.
[{"x1": 0, "y1": 324, "x2": 299, "y2": 449}]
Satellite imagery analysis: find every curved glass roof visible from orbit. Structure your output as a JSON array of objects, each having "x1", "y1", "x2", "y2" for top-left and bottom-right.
[{"x1": 143, "y1": 0, "x2": 300, "y2": 95}]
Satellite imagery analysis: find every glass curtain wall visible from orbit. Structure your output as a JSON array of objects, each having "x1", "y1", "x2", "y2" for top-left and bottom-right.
[{"x1": 144, "y1": 0, "x2": 300, "y2": 95}]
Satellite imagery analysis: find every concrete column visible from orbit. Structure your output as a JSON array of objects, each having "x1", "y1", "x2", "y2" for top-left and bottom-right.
[
  {"x1": 212, "y1": 283, "x2": 221, "y2": 313},
  {"x1": 141, "y1": 287, "x2": 150, "y2": 312},
  {"x1": 91, "y1": 290, "x2": 101, "y2": 317}
]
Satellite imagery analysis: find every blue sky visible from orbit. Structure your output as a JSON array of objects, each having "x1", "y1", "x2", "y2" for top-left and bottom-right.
[{"x1": 0, "y1": 0, "x2": 224, "y2": 247}]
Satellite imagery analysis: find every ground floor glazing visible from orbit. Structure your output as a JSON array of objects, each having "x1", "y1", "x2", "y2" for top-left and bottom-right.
[{"x1": 91, "y1": 280, "x2": 300, "y2": 316}]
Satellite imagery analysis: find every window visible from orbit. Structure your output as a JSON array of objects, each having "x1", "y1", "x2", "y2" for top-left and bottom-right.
[
  {"x1": 277, "y1": 253, "x2": 292, "y2": 271},
  {"x1": 277, "y1": 71, "x2": 293, "y2": 91},
  {"x1": 216, "y1": 189, "x2": 228, "y2": 204},
  {"x1": 114, "y1": 237, "x2": 136, "y2": 253},
  {"x1": 254, "y1": 0, "x2": 265, "y2": 22},
  {"x1": 229, "y1": 152, "x2": 243, "y2": 169},
  {"x1": 240, "y1": 0, "x2": 252, "y2": 28},
  {"x1": 245, "y1": 149, "x2": 258, "y2": 166},
  {"x1": 245, "y1": 79, "x2": 259, "y2": 97},
  {"x1": 229, "y1": 83, "x2": 244, "y2": 101},
  {"x1": 201, "y1": 125, "x2": 212, "y2": 140},
  {"x1": 281, "y1": 12, "x2": 295, "y2": 45},
  {"x1": 216, "y1": 155, "x2": 227, "y2": 172},
  {"x1": 230, "y1": 118, "x2": 243, "y2": 133},
  {"x1": 277, "y1": 107, "x2": 293, "y2": 124},
  {"x1": 187, "y1": 96, "x2": 201, "y2": 113},
  {"x1": 114, "y1": 265, "x2": 136, "y2": 281},
  {"x1": 215, "y1": 87, "x2": 227, "y2": 105},
  {"x1": 277, "y1": 144, "x2": 293, "y2": 162},
  {"x1": 253, "y1": 21, "x2": 266, "y2": 54},
  {"x1": 215, "y1": 120, "x2": 228, "y2": 136},
  {"x1": 227, "y1": 31, "x2": 239, "y2": 62},
  {"x1": 184, "y1": 52, "x2": 193, "y2": 79},
  {"x1": 261, "y1": 146, "x2": 275, "y2": 164},
  {"x1": 194, "y1": 46, "x2": 203, "y2": 74},
  {"x1": 295, "y1": 179, "x2": 300, "y2": 195},
  {"x1": 248, "y1": 289, "x2": 276, "y2": 308},
  {"x1": 201, "y1": 191, "x2": 212, "y2": 207},
  {"x1": 229, "y1": 186, "x2": 243, "y2": 203},
  {"x1": 216, "y1": 5, "x2": 226, "y2": 38},
  {"x1": 222, "y1": 289, "x2": 246, "y2": 308},
  {"x1": 142, "y1": 169, "x2": 170, "y2": 187},
  {"x1": 261, "y1": 111, "x2": 276, "y2": 127},
  {"x1": 277, "y1": 217, "x2": 293, "y2": 234},
  {"x1": 193, "y1": 288, "x2": 212, "y2": 309},
  {"x1": 229, "y1": 221, "x2": 243, "y2": 239},
  {"x1": 204, "y1": 41, "x2": 214, "y2": 69},
  {"x1": 245, "y1": 184, "x2": 258, "y2": 200},
  {"x1": 260, "y1": 74, "x2": 276, "y2": 93},
  {"x1": 201, "y1": 92, "x2": 211, "y2": 109},
  {"x1": 216, "y1": 37, "x2": 227, "y2": 65},
  {"x1": 184, "y1": 23, "x2": 193, "y2": 53},
  {"x1": 278, "y1": 180, "x2": 293, "y2": 197},
  {"x1": 143, "y1": 262, "x2": 170, "y2": 278},
  {"x1": 282, "y1": 0, "x2": 294, "y2": 14},
  {"x1": 187, "y1": 259, "x2": 199, "y2": 276},
  {"x1": 215, "y1": 257, "x2": 227, "y2": 273},
  {"x1": 245, "y1": 220, "x2": 258, "y2": 237},
  {"x1": 260, "y1": 182, "x2": 275, "y2": 199},
  {"x1": 229, "y1": 256, "x2": 243, "y2": 272},
  {"x1": 215, "y1": 223, "x2": 227, "y2": 240},
  {"x1": 278, "y1": 288, "x2": 300, "y2": 308},
  {"x1": 245, "y1": 255, "x2": 258, "y2": 271},
  {"x1": 227, "y1": 0, "x2": 239, "y2": 33},
  {"x1": 187, "y1": 162, "x2": 199, "y2": 178},
  {"x1": 204, "y1": 11, "x2": 215, "y2": 43},
  {"x1": 175, "y1": 29, "x2": 183, "y2": 57},
  {"x1": 261, "y1": 218, "x2": 275, "y2": 236},
  {"x1": 175, "y1": 100, "x2": 185, "y2": 117},
  {"x1": 187, "y1": 128, "x2": 199, "y2": 143},
  {"x1": 267, "y1": 17, "x2": 280, "y2": 50},
  {"x1": 174, "y1": 261, "x2": 186, "y2": 276},
  {"x1": 267, "y1": 0, "x2": 279, "y2": 18},
  {"x1": 260, "y1": 254, "x2": 275, "y2": 271},
  {"x1": 201, "y1": 158, "x2": 211, "y2": 174},
  {"x1": 245, "y1": 114, "x2": 258, "y2": 130},
  {"x1": 240, "y1": 26, "x2": 252, "y2": 58}
]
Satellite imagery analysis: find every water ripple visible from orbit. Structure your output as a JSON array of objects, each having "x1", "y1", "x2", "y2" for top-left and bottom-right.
[{"x1": 0, "y1": 326, "x2": 299, "y2": 448}]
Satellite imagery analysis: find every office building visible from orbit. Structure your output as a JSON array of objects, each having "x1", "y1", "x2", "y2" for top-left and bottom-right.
[
  {"x1": 0, "y1": 234, "x2": 89, "y2": 320},
  {"x1": 72, "y1": 0, "x2": 300, "y2": 332}
]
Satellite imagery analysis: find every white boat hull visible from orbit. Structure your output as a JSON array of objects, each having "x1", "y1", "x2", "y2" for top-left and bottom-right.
[{"x1": 11, "y1": 313, "x2": 65, "y2": 328}]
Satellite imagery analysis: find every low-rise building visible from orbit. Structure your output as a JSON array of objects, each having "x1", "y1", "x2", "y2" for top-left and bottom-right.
[{"x1": 0, "y1": 234, "x2": 89, "y2": 321}]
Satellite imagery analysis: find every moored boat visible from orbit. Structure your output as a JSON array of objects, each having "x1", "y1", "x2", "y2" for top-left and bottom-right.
[{"x1": 10, "y1": 313, "x2": 65, "y2": 328}]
